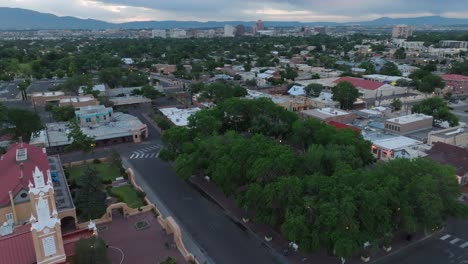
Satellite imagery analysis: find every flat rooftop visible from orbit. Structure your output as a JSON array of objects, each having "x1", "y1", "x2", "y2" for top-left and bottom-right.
[
  {"x1": 386, "y1": 114, "x2": 433, "y2": 124},
  {"x1": 159, "y1": 107, "x2": 201, "y2": 126},
  {"x1": 364, "y1": 132, "x2": 422, "y2": 150},
  {"x1": 59, "y1": 96, "x2": 95, "y2": 103},
  {"x1": 32, "y1": 91, "x2": 64, "y2": 97}
]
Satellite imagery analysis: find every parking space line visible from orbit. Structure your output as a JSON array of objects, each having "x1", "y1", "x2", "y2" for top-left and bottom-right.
[
  {"x1": 440, "y1": 235, "x2": 452, "y2": 240},
  {"x1": 460, "y1": 242, "x2": 468, "y2": 248},
  {"x1": 450, "y1": 238, "x2": 461, "y2": 244}
]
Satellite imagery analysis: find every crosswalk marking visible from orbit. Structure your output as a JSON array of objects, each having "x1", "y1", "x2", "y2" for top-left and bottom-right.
[
  {"x1": 450, "y1": 238, "x2": 461, "y2": 244},
  {"x1": 460, "y1": 242, "x2": 468, "y2": 248},
  {"x1": 440, "y1": 235, "x2": 451, "y2": 240}
]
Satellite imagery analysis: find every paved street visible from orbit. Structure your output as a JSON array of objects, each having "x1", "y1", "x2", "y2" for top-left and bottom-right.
[{"x1": 60, "y1": 108, "x2": 285, "y2": 264}]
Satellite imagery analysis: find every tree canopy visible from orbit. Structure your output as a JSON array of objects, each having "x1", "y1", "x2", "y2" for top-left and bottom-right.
[
  {"x1": 75, "y1": 166, "x2": 107, "y2": 220},
  {"x1": 409, "y1": 69, "x2": 445, "y2": 94},
  {"x1": 3, "y1": 107, "x2": 43, "y2": 140},
  {"x1": 412, "y1": 97, "x2": 459, "y2": 127},
  {"x1": 380, "y1": 62, "x2": 401, "y2": 76},
  {"x1": 66, "y1": 119, "x2": 96, "y2": 153},
  {"x1": 332, "y1": 81, "x2": 360, "y2": 109}
]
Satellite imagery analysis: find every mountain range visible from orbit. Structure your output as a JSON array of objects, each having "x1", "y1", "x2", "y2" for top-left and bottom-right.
[{"x1": 2, "y1": 7, "x2": 468, "y2": 30}]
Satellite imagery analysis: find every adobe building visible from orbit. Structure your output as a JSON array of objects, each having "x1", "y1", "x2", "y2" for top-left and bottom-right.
[
  {"x1": 31, "y1": 92, "x2": 98, "y2": 108},
  {"x1": 300, "y1": 107, "x2": 356, "y2": 124},
  {"x1": 384, "y1": 114, "x2": 433, "y2": 135}
]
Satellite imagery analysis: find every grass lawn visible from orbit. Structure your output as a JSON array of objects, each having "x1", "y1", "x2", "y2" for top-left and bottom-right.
[
  {"x1": 67, "y1": 163, "x2": 121, "y2": 184},
  {"x1": 109, "y1": 185, "x2": 145, "y2": 208}
]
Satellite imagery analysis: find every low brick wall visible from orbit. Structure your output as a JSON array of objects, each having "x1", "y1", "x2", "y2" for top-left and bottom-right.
[{"x1": 63, "y1": 157, "x2": 108, "y2": 167}]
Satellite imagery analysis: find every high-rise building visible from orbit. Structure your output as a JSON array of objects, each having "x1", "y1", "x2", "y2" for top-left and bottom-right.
[
  {"x1": 151, "y1": 29, "x2": 166, "y2": 38},
  {"x1": 392, "y1": 25, "x2": 413, "y2": 39},
  {"x1": 235, "y1": 25, "x2": 245, "y2": 36},
  {"x1": 224, "y1": 25, "x2": 235, "y2": 37},
  {"x1": 256, "y1": 20, "x2": 265, "y2": 31}
]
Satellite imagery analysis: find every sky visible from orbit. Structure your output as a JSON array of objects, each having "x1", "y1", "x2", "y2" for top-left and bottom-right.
[{"x1": 2, "y1": 0, "x2": 468, "y2": 23}]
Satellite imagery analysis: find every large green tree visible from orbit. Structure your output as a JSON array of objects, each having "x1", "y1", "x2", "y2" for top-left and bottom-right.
[
  {"x1": 412, "y1": 97, "x2": 459, "y2": 126},
  {"x1": 75, "y1": 166, "x2": 107, "y2": 220},
  {"x1": 66, "y1": 119, "x2": 96, "y2": 153},
  {"x1": 380, "y1": 62, "x2": 401, "y2": 76},
  {"x1": 304, "y1": 83, "x2": 324, "y2": 97},
  {"x1": 332, "y1": 81, "x2": 360, "y2": 109},
  {"x1": 51, "y1": 105, "x2": 75, "y2": 122},
  {"x1": 4, "y1": 108, "x2": 43, "y2": 140}
]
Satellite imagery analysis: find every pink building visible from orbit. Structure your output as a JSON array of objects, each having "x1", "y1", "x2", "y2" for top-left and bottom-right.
[{"x1": 442, "y1": 74, "x2": 468, "y2": 95}]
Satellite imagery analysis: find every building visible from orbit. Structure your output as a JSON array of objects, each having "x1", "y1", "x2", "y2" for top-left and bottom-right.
[
  {"x1": 58, "y1": 96, "x2": 98, "y2": 108},
  {"x1": 151, "y1": 29, "x2": 166, "y2": 38},
  {"x1": 121, "y1": 58, "x2": 134, "y2": 65},
  {"x1": 0, "y1": 143, "x2": 92, "y2": 264},
  {"x1": 224, "y1": 25, "x2": 235, "y2": 37},
  {"x1": 159, "y1": 107, "x2": 201, "y2": 126},
  {"x1": 235, "y1": 25, "x2": 245, "y2": 36},
  {"x1": 288, "y1": 85, "x2": 306, "y2": 96},
  {"x1": 440, "y1": 40, "x2": 468, "y2": 49},
  {"x1": 78, "y1": 84, "x2": 107, "y2": 95},
  {"x1": 442, "y1": 74, "x2": 468, "y2": 95},
  {"x1": 364, "y1": 132, "x2": 424, "y2": 161},
  {"x1": 301, "y1": 107, "x2": 356, "y2": 124},
  {"x1": 426, "y1": 142, "x2": 468, "y2": 185},
  {"x1": 384, "y1": 114, "x2": 433, "y2": 135},
  {"x1": 256, "y1": 20, "x2": 265, "y2": 31},
  {"x1": 309, "y1": 92, "x2": 340, "y2": 109},
  {"x1": 333, "y1": 77, "x2": 406, "y2": 99},
  {"x1": 30, "y1": 106, "x2": 148, "y2": 152},
  {"x1": 399, "y1": 41, "x2": 425, "y2": 50},
  {"x1": 362, "y1": 74, "x2": 411, "y2": 84},
  {"x1": 392, "y1": 25, "x2": 413, "y2": 39},
  {"x1": 31, "y1": 92, "x2": 98, "y2": 108},
  {"x1": 314, "y1": 26, "x2": 326, "y2": 34},
  {"x1": 398, "y1": 64, "x2": 419, "y2": 77},
  {"x1": 169, "y1": 29, "x2": 187, "y2": 38},
  {"x1": 428, "y1": 125, "x2": 468, "y2": 148}
]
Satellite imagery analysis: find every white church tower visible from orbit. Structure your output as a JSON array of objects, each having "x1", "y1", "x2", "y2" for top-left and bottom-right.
[{"x1": 29, "y1": 166, "x2": 66, "y2": 264}]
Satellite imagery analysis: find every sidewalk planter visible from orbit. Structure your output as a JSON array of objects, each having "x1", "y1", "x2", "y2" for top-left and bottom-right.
[
  {"x1": 383, "y1": 245, "x2": 392, "y2": 252},
  {"x1": 361, "y1": 255, "x2": 370, "y2": 262},
  {"x1": 242, "y1": 217, "x2": 250, "y2": 223},
  {"x1": 264, "y1": 236, "x2": 273, "y2": 242}
]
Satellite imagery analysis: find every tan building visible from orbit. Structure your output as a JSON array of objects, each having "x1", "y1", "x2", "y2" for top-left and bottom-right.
[
  {"x1": 32, "y1": 92, "x2": 98, "y2": 108},
  {"x1": 58, "y1": 96, "x2": 99, "y2": 108},
  {"x1": 384, "y1": 114, "x2": 433, "y2": 135},
  {"x1": 392, "y1": 25, "x2": 413, "y2": 39},
  {"x1": 428, "y1": 125, "x2": 468, "y2": 148},
  {"x1": 31, "y1": 92, "x2": 65, "y2": 106},
  {"x1": 300, "y1": 107, "x2": 356, "y2": 124}
]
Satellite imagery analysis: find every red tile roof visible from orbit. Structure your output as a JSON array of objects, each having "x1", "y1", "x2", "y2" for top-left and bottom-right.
[
  {"x1": 426, "y1": 142, "x2": 468, "y2": 176},
  {"x1": 334, "y1": 77, "x2": 385, "y2": 91},
  {"x1": 327, "y1": 121, "x2": 361, "y2": 132},
  {"x1": 0, "y1": 224, "x2": 36, "y2": 264},
  {"x1": 442, "y1": 74, "x2": 468, "y2": 81},
  {"x1": 0, "y1": 143, "x2": 49, "y2": 206}
]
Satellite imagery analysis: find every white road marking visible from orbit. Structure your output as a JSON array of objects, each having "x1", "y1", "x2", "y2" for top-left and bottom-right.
[
  {"x1": 460, "y1": 242, "x2": 468, "y2": 248},
  {"x1": 130, "y1": 154, "x2": 136, "y2": 159},
  {"x1": 441, "y1": 235, "x2": 452, "y2": 240},
  {"x1": 450, "y1": 238, "x2": 461, "y2": 244},
  {"x1": 148, "y1": 153, "x2": 155, "y2": 158}
]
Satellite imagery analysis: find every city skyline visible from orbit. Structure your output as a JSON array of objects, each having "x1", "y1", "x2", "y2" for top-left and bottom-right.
[{"x1": 2, "y1": 0, "x2": 468, "y2": 23}]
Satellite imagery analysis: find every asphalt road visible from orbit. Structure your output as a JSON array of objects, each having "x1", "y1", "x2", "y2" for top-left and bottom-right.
[{"x1": 60, "y1": 107, "x2": 285, "y2": 264}]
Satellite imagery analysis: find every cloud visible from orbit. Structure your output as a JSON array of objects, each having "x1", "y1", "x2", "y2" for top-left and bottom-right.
[{"x1": 1, "y1": 0, "x2": 468, "y2": 23}]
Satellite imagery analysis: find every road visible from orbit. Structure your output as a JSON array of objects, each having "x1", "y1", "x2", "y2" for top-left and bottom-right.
[
  {"x1": 450, "y1": 101, "x2": 468, "y2": 124},
  {"x1": 60, "y1": 107, "x2": 285, "y2": 264}
]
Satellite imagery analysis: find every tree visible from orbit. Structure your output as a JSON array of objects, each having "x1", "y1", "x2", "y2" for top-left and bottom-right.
[
  {"x1": 110, "y1": 148, "x2": 126, "y2": 175},
  {"x1": 131, "y1": 84, "x2": 164, "y2": 100},
  {"x1": 75, "y1": 236, "x2": 110, "y2": 264},
  {"x1": 450, "y1": 61, "x2": 468, "y2": 76},
  {"x1": 66, "y1": 119, "x2": 96, "y2": 153},
  {"x1": 243, "y1": 63, "x2": 252, "y2": 72},
  {"x1": 359, "y1": 62, "x2": 376, "y2": 74},
  {"x1": 245, "y1": 78, "x2": 257, "y2": 87},
  {"x1": 412, "y1": 97, "x2": 459, "y2": 127},
  {"x1": 410, "y1": 70, "x2": 445, "y2": 94},
  {"x1": 283, "y1": 65, "x2": 298, "y2": 81},
  {"x1": 390, "y1": 98, "x2": 402, "y2": 112},
  {"x1": 304, "y1": 83, "x2": 323, "y2": 97},
  {"x1": 51, "y1": 105, "x2": 75, "y2": 122},
  {"x1": 75, "y1": 166, "x2": 107, "y2": 220},
  {"x1": 61, "y1": 74, "x2": 92, "y2": 95},
  {"x1": 99, "y1": 67, "x2": 122, "y2": 88},
  {"x1": 380, "y1": 62, "x2": 401, "y2": 76},
  {"x1": 394, "y1": 48, "x2": 406, "y2": 59},
  {"x1": 18, "y1": 79, "x2": 31, "y2": 100},
  {"x1": 332, "y1": 81, "x2": 359, "y2": 109},
  {"x1": 5, "y1": 108, "x2": 43, "y2": 140}
]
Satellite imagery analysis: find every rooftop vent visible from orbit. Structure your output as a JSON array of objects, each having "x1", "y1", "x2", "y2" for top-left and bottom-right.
[{"x1": 16, "y1": 148, "x2": 27, "y2": 162}]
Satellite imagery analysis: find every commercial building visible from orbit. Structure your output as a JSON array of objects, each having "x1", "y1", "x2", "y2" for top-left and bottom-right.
[
  {"x1": 364, "y1": 132, "x2": 424, "y2": 161},
  {"x1": 392, "y1": 25, "x2": 413, "y2": 39},
  {"x1": 224, "y1": 25, "x2": 235, "y2": 37},
  {"x1": 159, "y1": 107, "x2": 201, "y2": 126},
  {"x1": 30, "y1": 106, "x2": 148, "y2": 152},
  {"x1": 333, "y1": 77, "x2": 406, "y2": 99},
  {"x1": 301, "y1": 107, "x2": 356, "y2": 124},
  {"x1": 384, "y1": 114, "x2": 433, "y2": 135},
  {"x1": 440, "y1": 40, "x2": 468, "y2": 49},
  {"x1": 426, "y1": 142, "x2": 468, "y2": 185},
  {"x1": 428, "y1": 125, "x2": 468, "y2": 148},
  {"x1": 31, "y1": 92, "x2": 98, "y2": 108},
  {"x1": 442, "y1": 74, "x2": 468, "y2": 95},
  {"x1": 152, "y1": 29, "x2": 167, "y2": 38}
]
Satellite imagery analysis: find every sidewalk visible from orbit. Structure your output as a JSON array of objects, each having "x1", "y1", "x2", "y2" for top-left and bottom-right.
[{"x1": 190, "y1": 176, "x2": 443, "y2": 264}]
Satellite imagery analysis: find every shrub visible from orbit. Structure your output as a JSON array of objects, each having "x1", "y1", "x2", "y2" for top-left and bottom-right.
[
  {"x1": 101, "y1": 179, "x2": 112, "y2": 185},
  {"x1": 93, "y1": 158, "x2": 102, "y2": 164}
]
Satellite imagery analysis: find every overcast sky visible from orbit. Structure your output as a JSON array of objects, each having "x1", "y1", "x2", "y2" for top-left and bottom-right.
[{"x1": 3, "y1": 0, "x2": 468, "y2": 23}]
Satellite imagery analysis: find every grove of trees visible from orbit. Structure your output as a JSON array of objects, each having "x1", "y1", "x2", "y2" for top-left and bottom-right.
[
  {"x1": 412, "y1": 97, "x2": 459, "y2": 127},
  {"x1": 160, "y1": 98, "x2": 467, "y2": 258}
]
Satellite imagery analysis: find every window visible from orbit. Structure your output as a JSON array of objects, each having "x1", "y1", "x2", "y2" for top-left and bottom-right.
[
  {"x1": 103, "y1": 115, "x2": 107, "y2": 120},
  {"x1": 397, "y1": 126, "x2": 400, "y2": 132},
  {"x1": 86, "y1": 118, "x2": 91, "y2": 123},
  {"x1": 20, "y1": 192, "x2": 27, "y2": 198},
  {"x1": 5, "y1": 213, "x2": 13, "y2": 224}
]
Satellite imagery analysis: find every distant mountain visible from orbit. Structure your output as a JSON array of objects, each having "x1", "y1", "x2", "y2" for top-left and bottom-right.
[
  {"x1": 1, "y1": 7, "x2": 468, "y2": 30},
  {"x1": 0, "y1": 7, "x2": 113, "y2": 30}
]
